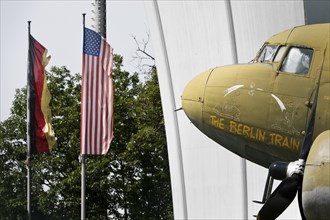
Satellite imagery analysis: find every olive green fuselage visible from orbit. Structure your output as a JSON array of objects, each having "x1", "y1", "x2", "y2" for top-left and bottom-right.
[{"x1": 182, "y1": 23, "x2": 330, "y2": 168}]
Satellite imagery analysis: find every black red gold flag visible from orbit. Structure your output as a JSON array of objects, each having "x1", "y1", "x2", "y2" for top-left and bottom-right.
[{"x1": 28, "y1": 35, "x2": 56, "y2": 153}]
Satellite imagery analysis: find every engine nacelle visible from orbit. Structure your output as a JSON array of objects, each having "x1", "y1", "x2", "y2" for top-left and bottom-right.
[{"x1": 302, "y1": 130, "x2": 330, "y2": 220}]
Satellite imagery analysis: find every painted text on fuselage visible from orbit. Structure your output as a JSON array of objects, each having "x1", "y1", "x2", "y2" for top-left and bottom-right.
[{"x1": 210, "y1": 115, "x2": 301, "y2": 151}]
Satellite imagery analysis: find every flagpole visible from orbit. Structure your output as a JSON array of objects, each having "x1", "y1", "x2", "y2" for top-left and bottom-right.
[
  {"x1": 26, "y1": 20, "x2": 32, "y2": 220},
  {"x1": 81, "y1": 13, "x2": 87, "y2": 220},
  {"x1": 81, "y1": 153, "x2": 86, "y2": 220}
]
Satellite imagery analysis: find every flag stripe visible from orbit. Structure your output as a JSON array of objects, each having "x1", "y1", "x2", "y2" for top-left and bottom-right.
[
  {"x1": 80, "y1": 28, "x2": 114, "y2": 155},
  {"x1": 102, "y1": 45, "x2": 109, "y2": 153},
  {"x1": 92, "y1": 55, "x2": 97, "y2": 154},
  {"x1": 99, "y1": 41, "x2": 106, "y2": 153},
  {"x1": 80, "y1": 54, "x2": 86, "y2": 154}
]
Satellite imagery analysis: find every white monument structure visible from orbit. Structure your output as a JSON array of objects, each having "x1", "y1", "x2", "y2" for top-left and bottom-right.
[{"x1": 145, "y1": 1, "x2": 306, "y2": 219}]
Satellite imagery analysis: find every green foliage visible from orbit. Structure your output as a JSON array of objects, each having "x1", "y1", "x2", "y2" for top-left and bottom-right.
[
  {"x1": 0, "y1": 87, "x2": 28, "y2": 219},
  {"x1": 124, "y1": 67, "x2": 172, "y2": 219},
  {"x1": 0, "y1": 55, "x2": 173, "y2": 219}
]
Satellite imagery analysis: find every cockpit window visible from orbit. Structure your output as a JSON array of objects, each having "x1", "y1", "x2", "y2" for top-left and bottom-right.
[
  {"x1": 257, "y1": 45, "x2": 278, "y2": 63},
  {"x1": 280, "y1": 47, "x2": 313, "y2": 75}
]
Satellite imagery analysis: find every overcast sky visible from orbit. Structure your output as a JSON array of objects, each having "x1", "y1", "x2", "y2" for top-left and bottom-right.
[{"x1": 0, "y1": 1, "x2": 151, "y2": 121}]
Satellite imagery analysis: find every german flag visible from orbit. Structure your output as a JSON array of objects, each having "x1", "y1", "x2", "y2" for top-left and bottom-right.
[{"x1": 28, "y1": 35, "x2": 56, "y2": 153}]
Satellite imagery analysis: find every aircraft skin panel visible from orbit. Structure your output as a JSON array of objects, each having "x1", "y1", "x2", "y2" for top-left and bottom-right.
[
  {"x1": 204, "y1": 83, "x2": 271, "y2": 134},
  {"x1": 315, "y1": 84, "x2": 330, "y2": 136},
  {"x1": 265, "y1": 29, "x2": 292, "y2": 45},
  {"x1": 273, "y1": 74, "x2": 314, "y2": 98},
  {"x1": 286, "y1": 23, "x2": 330, "y2": 49},
  {"x1": 314, "y1": 35, "x2": 330, "y2": 141},
  {"x1": 272, "y1": 74, "x2": 313, "y2": 140},
  {"x1": 207, "y1": 64, "x2": 275, "y2": 89},
  {"x1": 180, "y1": 69, "x2": 210, "y2": 103}
]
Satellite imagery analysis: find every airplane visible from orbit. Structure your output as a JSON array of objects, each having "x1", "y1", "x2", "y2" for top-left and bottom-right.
[{"x1": 181, "y1": 23, "x2": 329, "y2": 220}]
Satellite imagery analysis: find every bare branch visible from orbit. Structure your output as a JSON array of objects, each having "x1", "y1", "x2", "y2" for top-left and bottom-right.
[
  {"x1": 131, "y1": 33, "x2": 155, "y2": 73},
  {"x1": 137, "y1": 48, "x2": 155, "y2": 61}
]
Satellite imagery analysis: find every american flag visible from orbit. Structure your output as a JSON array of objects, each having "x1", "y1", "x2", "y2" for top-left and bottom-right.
[{"x1": 80, "y1": 28, "x2": 114, "y2": 155}]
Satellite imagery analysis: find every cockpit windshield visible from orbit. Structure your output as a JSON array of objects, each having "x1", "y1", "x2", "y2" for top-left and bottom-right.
[
  {"x1": 257, "y1": 45, "x2": 278, "y2": 63},
  {"x1": 254, "y1": 44, "x2": 314, "y2": 75}
]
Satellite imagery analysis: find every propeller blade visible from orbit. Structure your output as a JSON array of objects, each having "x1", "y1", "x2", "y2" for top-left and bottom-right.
[{"x1": 257, "y1": 174, "x2": 300, "y2": 220}]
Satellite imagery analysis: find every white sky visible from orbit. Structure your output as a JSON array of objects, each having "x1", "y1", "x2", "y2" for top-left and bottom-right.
[{"x1": 0, "y1": 0, "x2": 151, "y2": 121}]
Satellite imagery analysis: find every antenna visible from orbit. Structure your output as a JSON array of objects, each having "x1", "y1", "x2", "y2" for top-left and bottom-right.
[{"x1": 92, "y1": 0, "x2": 106, "y2": 38}]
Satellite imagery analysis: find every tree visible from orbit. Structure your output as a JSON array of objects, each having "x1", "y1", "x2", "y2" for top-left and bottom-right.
[
  {"x1": 0, "y1": 54, "x2": 173, "y2": 219},
  {"x1": 124, "y1": 67, "x2": 173, "y2": 219},
  {"x1": 0, "y1": 104, "x2": 27, "y2": 219}
]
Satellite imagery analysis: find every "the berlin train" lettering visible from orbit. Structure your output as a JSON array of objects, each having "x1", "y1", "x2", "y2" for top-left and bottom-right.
[{"x1": 210, "y1": 115, "x2": 301, "y2": 151}]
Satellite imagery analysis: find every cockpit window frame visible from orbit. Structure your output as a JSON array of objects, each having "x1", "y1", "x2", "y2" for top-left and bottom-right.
[
  {"x1": 253, "y1": 44, "x2": 314, "y2": 77},
  {"x1": 273, "y1": 45, "x2": 288, "y2": 63}
]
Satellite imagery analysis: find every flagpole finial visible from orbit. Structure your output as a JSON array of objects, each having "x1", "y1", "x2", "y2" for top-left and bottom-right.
[
  {"x1": 28, "y1": 21, "x2": 31, "y2": 34},
  {"x1": 82, "y1": 13, "x2": 86, "y2": 27}
]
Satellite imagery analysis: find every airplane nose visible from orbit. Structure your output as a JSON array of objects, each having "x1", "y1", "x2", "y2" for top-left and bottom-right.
[{"x1": 181, "y1": 70, "x2": 211, "y2": 127}]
